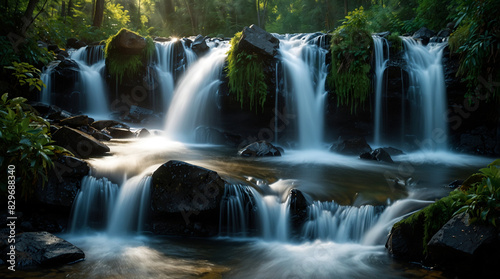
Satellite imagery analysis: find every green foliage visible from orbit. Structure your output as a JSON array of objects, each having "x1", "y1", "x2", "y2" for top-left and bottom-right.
[
  {"x1": 415, "y1": 0, "x2": 456, "y2": 31},
  {"x1": 104, "y1": 28, "x2": 155, "y2": 82},
  {"x1": 367, "y1": 4, "x2": 403, "y2": 33},
  {"x1": 0, "y1": 93, "x2": 70, "y2": 199},
  {"x1": 328, "y1": 7, "x2": 372, "y2": 114},
  {"x1": 454, "y1": 160, "x2": 500, "y2": 226},
  {"x1": 387, "y1": 32, "x2": 402, "y2": 52},
  {"x1": 226, "y1": 31, "x2": 267, "y2": 113},
  {"x1": 4, "y1": 62, "x2": 45, "y2": 92},
  {"x1": 450, "y1": 0, "x2": 500, "y2": 102}
]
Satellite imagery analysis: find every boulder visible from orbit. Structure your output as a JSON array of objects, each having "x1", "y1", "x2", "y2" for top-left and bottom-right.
[
  {"x1": 427, "y1": 213, "x2": 499, "y2": 272},
  {"x1": 238, "y1": 24, "x2": 280, "y2": 58},
  {"x1": 412, "y1": 27, "x2": 436, "y2": 45},
  {"x1": 151, "y1": 160, "x2": 225, "y2": 213},
  {"x1": 52, "y1": 126, "x2": 110, "y2": 158},
  {"x1": 35, "y1": 155, "x2": 89, "y2": 208},
  {"x1": 191, "y1": 35, "x2": 209, "y2": 56},
  {"x1": 66, "y1": 38, "x2": 86, "y2": 49},
  {"x1": 436, "y1": 28, "x2": 452, "y2": 38},
  {"x1": 238, "y1": 141, "x2": 282, "y2": 157},
  {"x1": 386, "y1": 213, "x2": 425, "y2": 262},
  {"x1": 359, "y1": 148, "x2": 394, "y2": 163},
  {"x1": 91, "y1": 120, "x2": 129, "y2": 130},
  {"x1": 136, "y1": 128, "x2": 151, "y2": 138},
  {"x1": 289, "y1": 189, "x2": 310, "y2": 235},
  {"x1": 105, "y1": 127, "x2": 135, "y2": 138},
  {"x1": 330, "y1": 137, "x2": 372, "y2": 155},
  {"x1": 114, "y1": 29, "x2": 147, "y2": 55},
  {"x1": 59, "y1": 115, "x2": 89, "y2": 128},
  {"x1": 78, "y1": 125, "x2": 112, "y2": 141},
  {"x1": 0, "y1": 231, "x2": 84, "y2": 269},
  {"x1": 381, "y1": 147, "x2": 404, "y2": 156},
  {"x1": 124, "y1": 105, "x2": 154, "y2": 123}
]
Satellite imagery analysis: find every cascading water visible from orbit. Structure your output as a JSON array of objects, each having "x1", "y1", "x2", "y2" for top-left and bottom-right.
[
  {"x1": 402, "y1": 37, "x2": 448, "y2": 150},
  {"x1": 70, "y1": 46, "x2": 110, "y2": 116},
  {"x1": 372, "y1": 35, "x2": 390, "y2": 147},
  {"x1": 164, "y1": 41, "x2": 229, "y2": 142},
  {"x1": 154, "y1": 40, "x2": 197, "y2": 110},
  {"x1": 279, "y1": 34, "x2": 329, "y2": 149},
  {"x1": 40, "y1": 62, "x2": 57, "y2": 105}
]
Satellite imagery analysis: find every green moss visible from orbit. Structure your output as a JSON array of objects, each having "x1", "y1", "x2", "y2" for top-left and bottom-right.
[
  {"x1": 387, "y1": 32, "x2": 402, "y2": 53},
  {"x1": 226, "y1": 32, "x2": 267, "y2": 113},
  {"x1": 104, "y1": 28, "x2": 155, "y2": 82},
  {"x1": 328, "y1": 7, "x2": 372, "y2": 114}
]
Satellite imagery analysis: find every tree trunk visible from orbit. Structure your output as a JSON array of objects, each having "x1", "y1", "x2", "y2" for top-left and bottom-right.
[
  {"x1": 93, "y1": 0, "x2": 104, "y2": 27},
  {"x1": 61, "y1": 1, "x2": 66, "y2": 18},
  {"x1": 183, "y1": 0, "x2": 196, "y2": 35},
  {"x1": 67, "y1": 0, "x2": 73, "y2": 17},
  {"x1": 163, "y1": 0, "x2": 175, "y2": 26},
  {"x1": 21, "y1": 0, "x2": 40, "y2": 34},
  {"x1": 344, "y1": 0, "x2": 348, "y2": 15}
]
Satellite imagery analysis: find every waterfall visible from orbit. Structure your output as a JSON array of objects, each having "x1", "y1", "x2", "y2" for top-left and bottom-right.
[
  {"x1": 402, "y1": 37, "x2": 448, "y2": 150},
  {"x1": 164, "y1": 42, "x2": 229, "y2": 142},
  {"x1": 40, "y1": 62, "x2": 57, "y2": 105},
  {"x1": 279, "y1": 34, "x2": 328, "y2": 149},
  {"x1": 69, "y1": 176, "x2": 119, "y2": 233},
  {"x1": 69, "y1": 173, "x2": 152, "y2": 235},
  {"x1": 220, "y1": 184, "x2": 290, "y2": 241},
  {"x1": 302, "y1": 201, "x2": 381, "y2": 243},
  {"x1": 70, "y1": 46, "x2": 110, "y2": 116},
  {"x1": 154, "y1": 40, "x2": 197, "y2": 111},
  {"x1": 372, "y1": 35, "x2": 390, "y2": 147}
]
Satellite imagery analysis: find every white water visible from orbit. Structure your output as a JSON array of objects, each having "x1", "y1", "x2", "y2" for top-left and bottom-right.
[
  {"x1": 71, "y1": 46, "x2": 110, "y2": 117},
  {"x1": 372, "y1": 35, "x2": 390, "y2": 147},
  {"x1": 40, "y1": 62, "x2": 56, "y2": 105},
  {"x1": 403, "y1": 37, "x2": 448, "y2": 150},
  {"x1": 279, "y1": 34, "x2": 328, "y2": 149},
  {"x1": 154, "y1": 40, "x2": 197, "y2": 110},
  {"x1": 164, "y1": 42, "x2": 229, "y2": 142}
]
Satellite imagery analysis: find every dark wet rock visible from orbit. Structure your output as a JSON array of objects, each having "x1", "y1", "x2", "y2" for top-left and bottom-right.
[
  {"x1": 136, "y1": 128, "x2": 151, "y2": 138},
  {"x1": 191, "y1": 35, "x2": 209, "y2": 56},
  {"x1": 359, "y1": 148, "x2": 394, "y2": 163},
  {"x1": 330, "y1": 137, "x2": 372, "y2": 155},
  {"x1": 386, "y1": 213, "x2": 425, "y2": 262},
  {"x1": 35, "y1": 155, "x2": 89, "y2": 207},
  {"x1": 124, "y1": 105, "x2": 154, "y2": 123},
  {"x1": 374, "y1": 31, "x2": 391, "y2": 38},
  {"x1": 105, "y1": 127, "x2": 135, "y2": 138},
  {"x1": 59, "y1": 115, "x2": 89, "y2": 128},
  {"x1": 238, "y1": 24, "x2": 280, "y2": 57},
  {"x1": 150, "y1": 161, "x2": 226, "y2": 237},
  {"x1": 66, "y1": 38, "x2": 86, "y2": 49},
  {"x1": 238, "y1": 140, "x2": 282, "y2": 157},
  {"x1": 79, "y1": 125, "x2": 112, "y2": 141},
  {"x1": 114, "y1": 29, "x2": 147, "y2": 55},
  {"x1": 91, "y1": 120, "x2": 129, "y2": 130},
  {"x1": 427, "y1": 213, "x2": 500, "y2": 275},
  {"x1": 436, "y1": 28, "x2": 451, "y2": 38},
  {"x1": 412, "y1": 27, "x2": 436, "y2": 45},
  {"x1": 52, "y1": 126, "x2": 110, "y2": 158},
  {"x1": 289, "y1": 189, "x2": 310, "y2": 235},
  {"x1": 0, "y1": 231, "x2": 84, "y2": 269},
  {"x1": 381, "y1": 147, "x2": 404, "y2": 156},
  {"x1": 195, "y1": 126, "x2": 243, "y2": 147},
  {"x1": 448, "y1": 179, "x2": 464, "y2": 188}
]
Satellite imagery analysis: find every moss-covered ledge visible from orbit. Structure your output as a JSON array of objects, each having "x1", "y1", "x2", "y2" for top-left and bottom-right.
[
  {"x1": 104, "y1": 28, "x2": 155, "y2": 82},
  {"x1": 386, "y1": 159, "x2": 500, "y2": 276}
]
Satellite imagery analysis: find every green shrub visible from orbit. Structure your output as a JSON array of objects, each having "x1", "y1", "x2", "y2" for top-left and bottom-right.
[
  {"x1": 226, "y1": 31, "x2": 267, "y2": 113},
  {"x1": 387, "y1": 32, "x2": 402, "y2": 52},
  {"x1": 104, "y1": 28, "x2": 155, "y2": 82},
  {"x1": 4, "y1": 62, "x2": 45, "y2": 93},
  {"x1": 0, "y1": 93, "x2": 70, "y2": 199},
  {"x1": 328, "y1": 7, "x2": 372, "y2": 114}
]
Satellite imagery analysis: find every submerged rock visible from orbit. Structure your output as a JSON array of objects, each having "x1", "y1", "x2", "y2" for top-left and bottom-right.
[
  {"x1": 412, "y1": 27, "x2": 436, "y2": 45},
  {"x1": 359, "y1": 148, "x2": 394, "y2": 163},
  {"x1": 52, "y1": 126, "x2": 110, "y2": 158},
  {"x1": 191, "y1": 34, "x2": 209, "y2": 56},
  {"x1": 238, "y1": 141, "x2": 282, "y2": 157},
  {"x1": 330, "y1": 137, "x2": 372, "y2": 155},
  {"x1": 105, "y1": 127, "x2": 135, "y2": 138},
  {"x1": 0, "y1": 231, "x2": 84, "y2": 269},
  {"x1": 136, "y1": 128, "x2": 151, "y2": 138},
  {"x1": 289, "y1": 189, "x2": 310, "y2": 235}
]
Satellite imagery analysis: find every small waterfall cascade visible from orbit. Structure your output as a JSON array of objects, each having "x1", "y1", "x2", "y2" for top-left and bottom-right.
[
  {"x1": 154, "y1": 40, "x2": 197, "y2": 110},
  {"x1": 279, "y1": 34, "x2": 328, "y2": 149},
  {"x1": 70, "y1": 46, "x2": 110, "y2": 116},
  {"x1": 402, "y1": 37, "x2": 448, "y2": 150},
  {"x1": 301, "y1": 201, "x2": 381, "y2": 242},
  {"x1": 69, "y1": 173, "x2": 152, "y2": 235},
  {"x1": 219, "y1": 184, "x2": 290, "y2": 241},
  {"x1": 164, "y1": 41, "x2": 229, "y2": 142},
  {"x1": 40, "y1": 62, "x2": 58, "y2": 105},
  {"x1": 372, "y1": 35, "x2": 390, "y2": 147},
  {"x1": 69, "y1": 176, "x2": 119, "y2": 233}
]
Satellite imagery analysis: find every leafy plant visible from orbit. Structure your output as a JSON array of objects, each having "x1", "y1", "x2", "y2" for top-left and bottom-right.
[
  {"x1": 328, "y1": 7, "x2": 372, "y2": 114},
  {"x1": 4, "y1": 62, "x2": 46, "y2": 92},
  {"x1": 454, "y1": 159, "x2": 500, "y2": 226},
  {"x1": 0, "y1": 93, "x2": 71, "y2": 199},
  {"x1": 226, "y1": 31, "x2": 268, "y2": 113},
  {"x1": 387, "y1": 32, "x2": 402, "y2": 52}
]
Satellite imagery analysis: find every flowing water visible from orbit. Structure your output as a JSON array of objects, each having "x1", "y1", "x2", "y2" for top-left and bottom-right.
[
  {"x1": 372, "y1": 35, "x2": 390, "y2": 147},
  {"x1": 402, "y1": 37, "x2": 448, "y2": 150}
]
